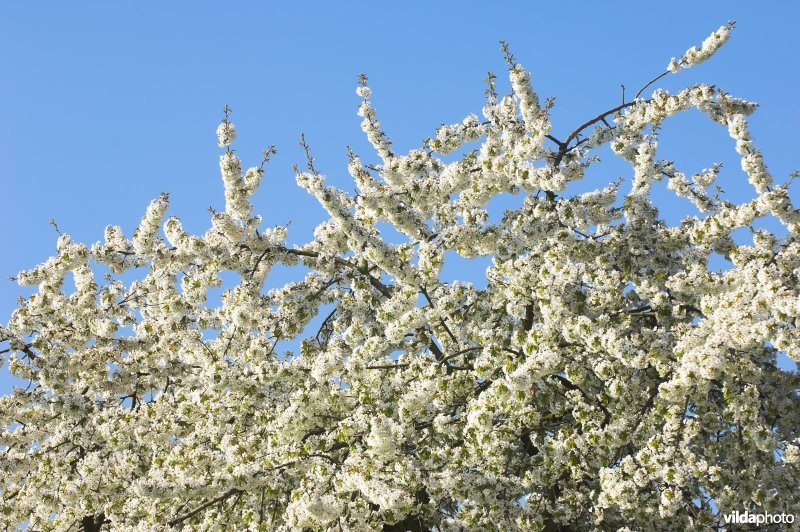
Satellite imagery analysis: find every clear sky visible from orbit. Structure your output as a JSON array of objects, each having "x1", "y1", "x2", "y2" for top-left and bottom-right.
[{"x1": 1, "y1": 2, "x2": 798, "y2": 392}]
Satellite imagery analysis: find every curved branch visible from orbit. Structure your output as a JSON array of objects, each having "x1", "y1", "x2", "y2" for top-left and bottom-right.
[
  {"x1": 280, "y1": 247, "x2": 391, "y2": 297},
  {"x1": 552, "y1": 102, "x2": 636, "y2": 168},
  {"x1": 552, "y1": 66, "x2": 669, "y2": 169}
]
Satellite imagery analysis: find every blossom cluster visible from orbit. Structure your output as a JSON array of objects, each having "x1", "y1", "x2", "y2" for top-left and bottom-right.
[{"x1": 667, "y1": 22, "x2": 733, "y2": 73}]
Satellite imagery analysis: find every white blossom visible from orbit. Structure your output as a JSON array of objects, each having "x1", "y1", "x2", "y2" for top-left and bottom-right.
[
  {"x1": 216, "y1": 120, "x2": 236, "y2": 147},
  {"x1": 1, "y1": 23, "x2": 797, "y2": 532}
]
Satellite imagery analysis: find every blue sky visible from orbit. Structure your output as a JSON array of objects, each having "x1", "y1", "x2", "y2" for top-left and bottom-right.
[{"x1": 1, "y1": 2, "x2": 798, "y2": 392}]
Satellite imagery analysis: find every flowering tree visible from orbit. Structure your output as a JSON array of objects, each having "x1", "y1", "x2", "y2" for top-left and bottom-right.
[{"x1": 2, "y1": 23, "x2": 799, "y2": 530}]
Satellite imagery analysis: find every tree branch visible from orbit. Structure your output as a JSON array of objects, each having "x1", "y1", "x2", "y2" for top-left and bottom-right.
[
  {"x1": 168, "y1": 489, "x2": 241, "y2": 527},
  {"x1": 552, "y1": 101, "x2": 636, "y2": 168}
]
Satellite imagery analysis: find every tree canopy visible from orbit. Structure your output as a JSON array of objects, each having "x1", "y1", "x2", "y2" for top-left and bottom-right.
[{"x1": 2, "y1": 23, "x2": 799, "y2": 530}]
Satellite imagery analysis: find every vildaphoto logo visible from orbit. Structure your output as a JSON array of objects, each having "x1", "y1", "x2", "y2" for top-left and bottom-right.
[{"x1": 722, "y1": 510, "x2": 795, "y2": 525}]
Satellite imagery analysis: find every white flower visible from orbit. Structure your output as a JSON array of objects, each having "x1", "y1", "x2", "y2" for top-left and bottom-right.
[
  {"x1": 216, "y1": 120, "x2": 236, "y2": 147},
  {"x1": 356, "y1": 85, "x2": 372, "y2": 99}
]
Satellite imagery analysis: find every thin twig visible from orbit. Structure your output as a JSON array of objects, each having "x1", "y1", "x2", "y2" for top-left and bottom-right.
[{"x1": 634, "y1": 70, "x2": 670, "y2": 100}]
